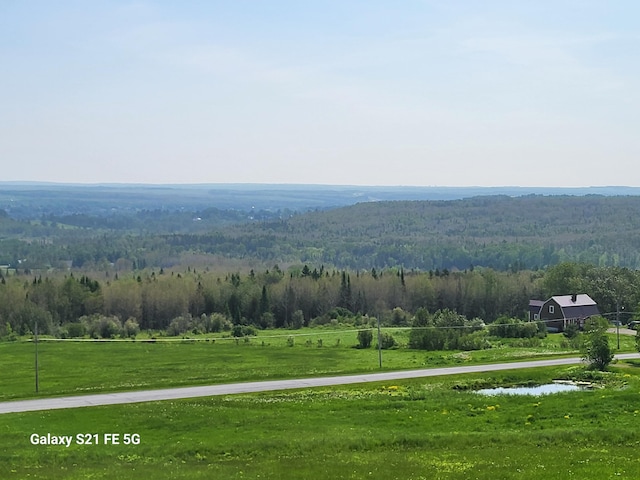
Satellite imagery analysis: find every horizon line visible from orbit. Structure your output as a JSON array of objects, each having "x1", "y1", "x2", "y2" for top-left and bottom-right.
[{"x1": 1, "y1": 181, "x2": 638, "y2": 190}]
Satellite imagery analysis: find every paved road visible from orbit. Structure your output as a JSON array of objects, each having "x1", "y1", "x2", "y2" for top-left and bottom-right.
[
  {"x1": 2, "y1": 353, "x2": 639, "y2": 415},
  {"x1": 608, "y1": 327, "x2": 638, "y2": 336}
]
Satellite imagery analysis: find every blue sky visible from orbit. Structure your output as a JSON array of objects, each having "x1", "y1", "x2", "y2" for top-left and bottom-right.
[{"x1": 1, "y1": 1, "x2": 639, "y2": 186}]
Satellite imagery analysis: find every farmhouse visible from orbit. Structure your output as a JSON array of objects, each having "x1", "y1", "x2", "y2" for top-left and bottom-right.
[
  {"x1": 529, "y1": 294, "x2": 599, "y2": 332},
  {"x1": 528, "y1": 300, "x2": 545, "y2": 322}
]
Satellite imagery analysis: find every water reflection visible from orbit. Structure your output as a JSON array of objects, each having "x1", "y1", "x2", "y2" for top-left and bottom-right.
[{"x1": 476, "y1": 383, "x2": 586, "y2": 396}]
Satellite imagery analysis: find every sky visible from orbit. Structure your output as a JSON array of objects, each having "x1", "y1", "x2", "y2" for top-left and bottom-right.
[{"x1": 1, "y1": 1, "x2": 639, "y2": 187}]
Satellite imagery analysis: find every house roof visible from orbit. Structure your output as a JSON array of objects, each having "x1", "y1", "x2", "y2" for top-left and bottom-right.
[
  {"x1": 547, "y1": 294, "x2": 599, "y2": 320},
  {"x1": 551, "y1": 294, "x2": 597, "y2": 307},
  {"x1": 529, "y1": 300, "x2": 545, "y2": 307}
]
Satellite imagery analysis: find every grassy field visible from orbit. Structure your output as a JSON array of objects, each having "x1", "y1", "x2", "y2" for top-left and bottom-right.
[
  {"x1": 1, "y1": 328, "x2": 637, "y2": 401},
  {"x1": 1, "y1": 365, "x2": 640, "y2": 479}
]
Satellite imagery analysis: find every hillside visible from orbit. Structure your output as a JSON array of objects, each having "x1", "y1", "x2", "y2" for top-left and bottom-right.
[
  {"x1": 173, "y1": 195, "x2": 640, "y2": 271},
  {"x1": 2, "y1": 193, "x2": 640, "y2": 271},
  {"x1": 2, "y1": 183, "x2": 640, "y2": 218}
]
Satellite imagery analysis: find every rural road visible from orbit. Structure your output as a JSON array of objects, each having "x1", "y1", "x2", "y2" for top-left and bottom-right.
[{"x1": 2, "y1": 353, "x2": 639, "y2": 415}]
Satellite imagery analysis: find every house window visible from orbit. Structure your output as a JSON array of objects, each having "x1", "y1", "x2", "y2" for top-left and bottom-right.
[
  {"x1": 534, "y1": 313, "x2": 539, "y2": 320},
  {"x1": 549, "y1": 305, "x2": 554, "y2": 314}
]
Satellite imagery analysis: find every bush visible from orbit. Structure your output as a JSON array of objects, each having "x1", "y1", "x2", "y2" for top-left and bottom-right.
[
  {"x1": 3, "y1": 322, "x2": 18, "y2": 342},
  {"x1": 329, "y1": 307, "x2": 353, "y2": 319},
  {"x1": 167, "y1": 315, "x2": 193, "y2": 336},
  {"x1": 489, "y1": 317, "x2": 538, "y2": 338},
  {"x1": 258, "y1": 312, "x2": 275, "y2": 329},
  {"x1": 409, "y1": 326, "x2": 490, "y2": 351},
  {"x1": 457, "y1": 330, "x2": 491, "y2": 350},
  {"x1": 581, "y1": 317, "x2": 614, "y2": 371},
  {"x1": 563, "y1": 322, "x2": 580, "y2": 339},
  {"x1": 377, "y1": 332, "x2": 397, "y2": 350},
  {"x1": 409, "y1": 327, "x2": 445, "y2": 350},
  {"x1": 309, "y1": 315, "x2": 331, "y2": 327},
  {"x1": 209, "y1": 313, "x2": 232, "y2": 333},
  {"x1": 232, "y1": 325, "x2": 256, "y2": 338},
  {"x1": 291, "y1": 310, "x2": 304, "y2": 329},
  {"x1": 389, "y1": 308, "x2": 410, "y2": 327},
  {"x1": 357, "y1": 329, "x2": 373, "y2": 349},
  {"x1": 65, "y1": 322, "x2": 86, "y2": 338},
  {"x1": 122, "y1": 318, "x2": 140, "y2": 338},
  {"x1": 82, "y1": 315, "x2": 121, "y2": 339}
]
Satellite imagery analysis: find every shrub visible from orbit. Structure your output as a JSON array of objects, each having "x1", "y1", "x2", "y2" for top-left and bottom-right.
[
  {"x1": 209, "y1": 313, "x2": 232, "y2": 333},
  {"x1": 3, "y1": 322, "x2": 17, "y2": 342},
  {"x1": 409, "y1": 326, "x2": 490, "y2": 351},
  {"x1": 309, "y1": 315, "x2": 331, "y2": 326},
  {"x1": 329, "y1": 307, "x2": 353, "y2": 319},
  {"x1": 389, "y1": 308, "x2": 410, "y2": 327},
  {"x1": 409, "y1": 327, "x2": 445, "y2": 350},
  {"x1": 291, "y1": 310, "x2": 304, "y2": 329},
  {"x1": 122, "y1": 318, "x2": 140, "y2": 338},
  {"x1": 581, "y1": 317, "x2": 614, "y2": 371},
  {"x1": 167, "y1": 315, "x2": 193, "y2": 336},
  {"x1": 232, "y1": 325, "x2": 256, "y2": 338},
  {"x1": 563, "y1": 322, "x2": 580, "y2": 339},
  {"x1": 357, "y1": 329, "x2": 373, "y2": 349},
  {"x1": 377, "y1": 332, "x2": 397, "y2": 350},
  {"x1": 258, "y1": 312, "x2": 275, "y2": 329},
  {"x1": 99, "y1": 317, "x2": 121, "y2": 339},
  {"x1": 65, "y1": 322, "x2": 86, "y2": 338},
  {"x1": 457, "y1": 330, "x2": 491, "y2": 350},
  {"x1": 489, "y1": 317, "x2": 538, "y2": 338},
  {"x1": 82, "y1": 315, "x2": 122, "y2": 339}
]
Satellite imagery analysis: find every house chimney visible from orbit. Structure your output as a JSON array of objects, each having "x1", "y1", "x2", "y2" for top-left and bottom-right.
[{"x1": 571, "y1": 294, "x2": 577, "y2": 302}]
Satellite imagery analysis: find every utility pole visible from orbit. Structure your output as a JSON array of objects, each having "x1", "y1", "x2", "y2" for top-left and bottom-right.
[
  {"x1": 377, "y1": 315, "x2": 382, "y2": 369},
  {"x1": 35, "y1": 320, "x2": 39, "y2": 393},
  {"x1": 616, "y1": 301, "x2": 622, "y2": 350}
]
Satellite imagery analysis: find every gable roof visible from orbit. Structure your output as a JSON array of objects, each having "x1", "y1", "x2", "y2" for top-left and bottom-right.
[
  {"x1": 551, "y1": 294, "x2": 597, "y2": 307},
  {"x1": 546, "y1": 294, "x2": 599, "y2": 320}
]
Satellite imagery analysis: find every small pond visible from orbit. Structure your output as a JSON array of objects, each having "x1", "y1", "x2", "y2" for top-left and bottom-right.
[{"x1": 476, "y1": 383, "x2": 588, "y2": 396}]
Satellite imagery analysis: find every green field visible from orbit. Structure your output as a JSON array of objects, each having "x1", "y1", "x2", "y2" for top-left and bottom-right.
[
  {"x1": 2, "y1": 365, "x2": 640, "y2": 479},
  {"x1": 2, "y1": 330, "x2": 639, "y2": 479},
  {"x1": 4, "y1": 328, "x2": 637, "y2": 401}
]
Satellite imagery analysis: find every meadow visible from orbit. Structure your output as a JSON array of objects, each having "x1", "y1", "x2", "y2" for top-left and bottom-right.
[
  {"x1": 3, "y1": 328, "x2": 636, "y2": 401},
  {"x1": 2, "y1": 327, "x2": 638, "y2": 402},
  {"x1": 1, "y1": 365, "x2": 639, "y2": 479}
]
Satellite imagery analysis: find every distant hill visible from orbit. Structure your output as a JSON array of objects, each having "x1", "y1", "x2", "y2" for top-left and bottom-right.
[
  {"x1": 1, "y1": 182, "x2": 639, "y2": 219},
  {"x1": 172, "y1": 194, "x2": 640, "y2": 271},
  {"x1": 2, "y1": 185, "x2": 640, "y2": 271}
]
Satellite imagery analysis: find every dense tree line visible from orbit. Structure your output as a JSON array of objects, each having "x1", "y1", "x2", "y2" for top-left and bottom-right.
[
  {"x1": 1, "y1": 263, "x2": 638, "y2": 340},
  {"x1": 5, "y1": 195, "x2": 640, "y2": 272}
]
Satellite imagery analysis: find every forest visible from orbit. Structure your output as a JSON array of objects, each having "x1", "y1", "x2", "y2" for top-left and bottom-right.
[
  {"x1": 2, "y1": 190, "x2": 640, "y2": 341},
  {"x1": 1, "y1": 262, "x2": 638, "y2": 342},
  {"x1": 3, "y1": 194, "x2": 640, "y2": 272}
]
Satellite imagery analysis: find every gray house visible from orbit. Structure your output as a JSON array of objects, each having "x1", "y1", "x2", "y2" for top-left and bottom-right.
[
  {"x1": 529, "y1": 300, "x2": 545, "y2": 322},
  {"x1": 530, "y1": 294, "x2": 599, "y2": 332}
]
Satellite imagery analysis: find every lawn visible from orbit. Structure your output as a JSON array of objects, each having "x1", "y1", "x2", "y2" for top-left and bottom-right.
[
  {"x1": 1, "y1": 365, "x2": 639, "y2": 479},
  {"x1": 0, "y1": 328, "x2": 635, "y2": 401}
]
